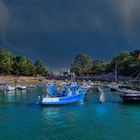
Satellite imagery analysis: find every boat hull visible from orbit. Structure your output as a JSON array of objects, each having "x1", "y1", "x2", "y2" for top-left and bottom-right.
[
  {"x1": 120, "y1": 94, "x2": 140, "y2": 102},
  {"x1": 41, "y1": 94, "x2": 85, "y2": 105},
  {"x1": 110, "y1": 88, "x2": 117, "y2": 91},
  {"x1": 118, "y1": 88, "x2": 140, "y2": 102}
]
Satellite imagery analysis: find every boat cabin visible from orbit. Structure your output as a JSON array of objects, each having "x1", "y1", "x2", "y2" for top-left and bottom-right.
[{"x1": 47, "y1": 85, "x2": 80, "y2": 97}]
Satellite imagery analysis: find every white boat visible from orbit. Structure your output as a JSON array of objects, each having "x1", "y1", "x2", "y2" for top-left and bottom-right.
[
  {"x1": 117, "y1": 88, "x2": 140, "y2": 102},
  {"x1": 117, "y1": 88, "x2": 140, "y2": 94},
  {"x1": 0, "y1": 84, "x2": 5, "y2": 91},
  {"x1": 107, "y1": 83, "x2": 122, "y2": 91},
  {"x1": 27, "y1": 84, "x2": 37, "y2": 89},
  {"x1": 106, "y1": 62, "x2": 121, "y2": 91},
  {"x1": 80, "y1": 82, "x2": 93, "y2": 90},
  {"x1": 15, "y1": 85, "x2": 27, "y2": 90},
  {"x1": 3, "y1": 85, "x2": 15, "y2": 91}
]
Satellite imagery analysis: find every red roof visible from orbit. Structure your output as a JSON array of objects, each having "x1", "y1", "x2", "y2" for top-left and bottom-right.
[{"x1": 138, "y1": 53, "x2": 140, "y2": 60}]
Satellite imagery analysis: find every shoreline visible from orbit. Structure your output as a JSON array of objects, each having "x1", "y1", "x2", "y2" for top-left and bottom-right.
[
  {"x1": 0, "y1": 75, "x2": 140, "y2": 85},
  {"x1": 0, "y1": 75, "x2": 49, "y2": 85}
]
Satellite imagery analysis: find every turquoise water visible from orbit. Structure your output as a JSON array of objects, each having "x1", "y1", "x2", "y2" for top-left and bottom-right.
[{"x1": 0, "y1": 89, "x2": 140, "y2": 140}]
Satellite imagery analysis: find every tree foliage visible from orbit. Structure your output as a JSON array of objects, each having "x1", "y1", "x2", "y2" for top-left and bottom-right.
[
  {"x1": 105, "y1": 50, "x2": 140, "y2": 76},
  {"x1": 0, "y1": 49, "x2": 13, "y2": 74},
  {"x1": 71, "y1": 53, "x2": 93, "y2": 76},
  {"x1": 71, "y1": 50, "x2": 140, "y2": 76},
  {"x1": 0, "y1": 48, "x2": 47, "y2": 76},
  {"x1": 12, "y1": 56, "x2": 36, "y2": 76},
  {"x1": 92, "y1": 60, "x2": 106, "y2": 74},
  {"x1": 34, "y1": 60, "x2": 48, "y2": 76}
]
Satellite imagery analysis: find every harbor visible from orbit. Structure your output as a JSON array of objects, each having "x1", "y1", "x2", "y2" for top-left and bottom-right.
[
  {"x1": 0, "y1": 1, "x2": 140, "y2": 138},
  {"x1": 0, "y1": 84, "x2": 140, "y2": 140}
]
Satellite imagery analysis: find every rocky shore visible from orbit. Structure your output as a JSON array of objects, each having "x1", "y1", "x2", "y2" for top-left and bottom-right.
[{"x1": 0, "y1": 76, "x2": 49, "y2": 85}]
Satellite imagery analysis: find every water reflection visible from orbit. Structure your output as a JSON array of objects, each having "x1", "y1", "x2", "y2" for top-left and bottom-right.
[
  {"x1": 4, "y1": 90, "x2": 29, "y2": 103},
  {"x1": 95, "y1": 104, "x2": 107, "y2": 114}
]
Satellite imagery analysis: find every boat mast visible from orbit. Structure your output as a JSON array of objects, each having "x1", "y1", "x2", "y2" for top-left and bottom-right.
[
  {"x1": 115, "y1": 62, "x2": 118, "y2": 83},
  {"x1": 70, "y1": 73, "x2": 75, "y2": 83}
]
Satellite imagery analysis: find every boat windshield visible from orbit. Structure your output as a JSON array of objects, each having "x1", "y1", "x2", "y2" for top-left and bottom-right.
[
  {"x1": 66, "y1": 86, "x2": 80, "y2": 96},
  {"x1": 56, "y1": 86, "x2": 65, "y2": 93}
]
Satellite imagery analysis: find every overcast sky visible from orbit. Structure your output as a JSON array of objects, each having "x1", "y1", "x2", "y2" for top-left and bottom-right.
[{"x1": 0, "y1": 0, "x2": 140, "y2": 69}]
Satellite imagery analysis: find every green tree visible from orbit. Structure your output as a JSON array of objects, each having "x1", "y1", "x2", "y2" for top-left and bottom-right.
[
  {"x1": 12, "y1": 56, "x2": 36, "y2": 76},
  {"x1": 23, "y1": 60, "x2": 36, "y2": 76},
  {"x1": 71, "y1": 53, "x2": 93, "y2": 76},
  {"x1": 34, "y1": 60, "x2": 48, "y2": 76},
  {"x1": 12, "y1": 56, "x2": 27, "y2": 76},
  {"x1": 0, "y1": 48, "x2": 48, "y2": 76},
  {"x1": 105, "y1": 52, "x2": 131, "y2": 73},
  {"x1": 92, "y1": 60, "x2": 106, "y2": 74},
  {"x1": 0, "y1": 49, "x2": 13, "y2": 75},
  {"x1": 105, "y1": 50, "x2": 140, "y2": 76}
]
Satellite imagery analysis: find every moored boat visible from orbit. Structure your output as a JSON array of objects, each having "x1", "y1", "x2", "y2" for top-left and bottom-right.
[
  {"x1": 39, "y1": 85, "x2": 87, "y2": 105},
  {"x1": 80, "y1": 82, "x2": 93, "y2": 91},
  {"x1": 107, "y1": 83, "x2": 122, "y2": 91},
  {"x1": 15, "y1": 85, "x2": 27, "y2": 90},
  {"x1": 117, "y1": 88, "x2": 140, "y2": 102},
  {"x1": 27, "y1": 84, "x2": 37, "y2": 90},
  {"x1": 3, "y1": 84, "x2": 15, "y2": 91}
]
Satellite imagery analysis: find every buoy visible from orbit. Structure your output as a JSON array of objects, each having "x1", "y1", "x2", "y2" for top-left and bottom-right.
[{"x1": 98, "y1": 87, "x2": 105, "y2": 103}]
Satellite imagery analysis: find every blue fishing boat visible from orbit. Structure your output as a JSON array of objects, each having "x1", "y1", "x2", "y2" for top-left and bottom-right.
[{"x1": 39, "y1": 85, "x2": 87, "y2": 105}]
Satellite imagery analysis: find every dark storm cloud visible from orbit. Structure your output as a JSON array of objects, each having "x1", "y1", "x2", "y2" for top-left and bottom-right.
[
  {"x1": 4, "y1": 0, "x2": 119, "y2": 32},
  {"x1": 0, "y1": 0, "x2": 9, "y2": 33},
  {"x1": 3, "y1": 0, "x2": 140, "y2": 35},
  {"x1": 0, "y1": 0, "x2": 140, "y2": 68},
  {"x1": 112, "y1": 0, "x2": 140, "y2": 49}
]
